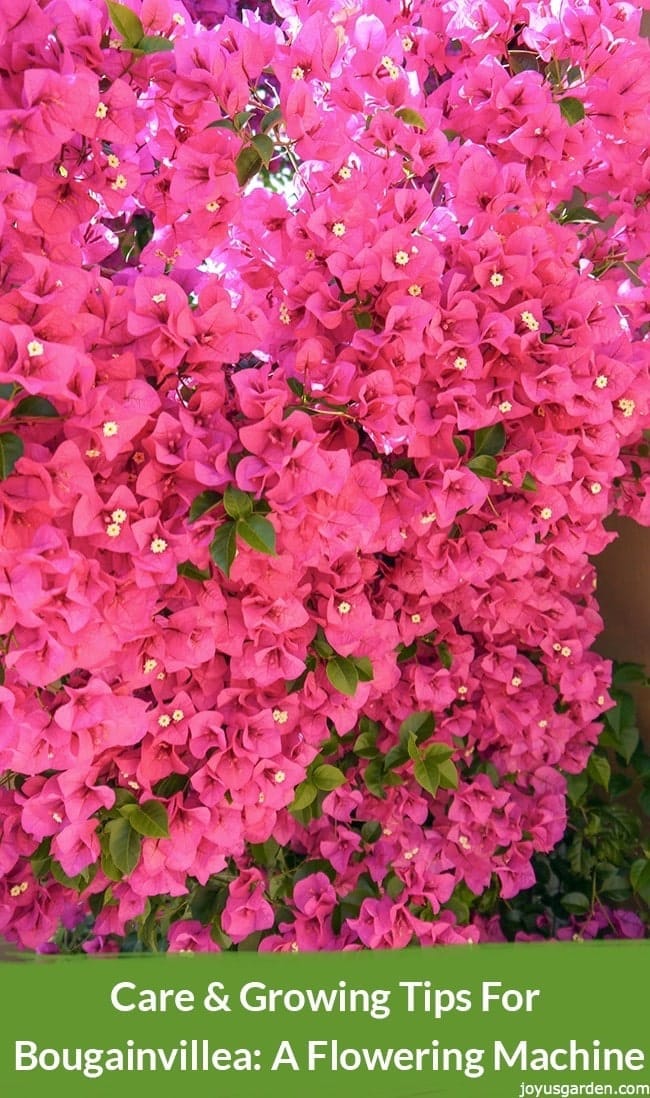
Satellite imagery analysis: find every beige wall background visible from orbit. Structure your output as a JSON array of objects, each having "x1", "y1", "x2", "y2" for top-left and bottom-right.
[{"x1": 595, "y1": 517, "x2": 650, "y2": 742}]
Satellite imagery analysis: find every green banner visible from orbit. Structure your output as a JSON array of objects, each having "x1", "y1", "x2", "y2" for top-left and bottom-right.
[{"x1": 0, "y1": 942, "x2": 648, "y2": 1097}]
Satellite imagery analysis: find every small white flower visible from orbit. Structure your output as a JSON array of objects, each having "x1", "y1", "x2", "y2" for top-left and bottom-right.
[
  {"x1": 337, "y1": 601, "x2": 352, "y2": 615},
  {"x1": 27, "y1": 340, "x2": 44, "y2": 358},
  {"x1": 102, "y1": 421, "x2": 119, "y2": 437},
  {"x1": 520, "y1": 310, "x2": 540, "y2": 332},
  {"x1": 150, "y1": 537, "x2": 168, "y2": 554}
]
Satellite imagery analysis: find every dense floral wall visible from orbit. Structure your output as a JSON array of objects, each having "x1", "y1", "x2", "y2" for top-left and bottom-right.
[{"x1": 0, "y1": 0, "x2": 648, "y2": 952}]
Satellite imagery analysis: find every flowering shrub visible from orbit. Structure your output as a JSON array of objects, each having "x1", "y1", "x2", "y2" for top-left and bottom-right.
[{"x1": 0, "y1": 0, "x2": 648, "y2": 952}]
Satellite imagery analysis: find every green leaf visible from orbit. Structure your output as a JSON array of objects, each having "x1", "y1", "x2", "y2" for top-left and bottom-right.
[
  {"x1": 398, "y1": 711, "x2": 435, "y2": 745},
  {"x1": 559, "y1": 96, "x2": 585, "y2": 124},
  {"x1": 437, "y1": 757, "x2": 459, "y2": 790},
  {"x1": 290, "y1": 780, "x2": 318, "y2": 811},
  {"x1": 311, "y1": 764, "x2": 346, "y2": 792},
  {"x1": 600, "y1": 874, "x2": 631, "y2": 903},
  {"x1": 50, "y1": 861, "x2": 86, "y2": 890},
  {"x1": 107, "y1": 818, "x2": 142, "y2": 876},
  {"x1": 251, "y1": 133, "x2": 275, "y2": 166},
  {"x1": 453, "y1": 435, "x2": 467, "y2": 457},
  {"x1": 234, "y1": 110, "x2": 254, "y2": 130},
  {"x1": 223, "y1": 484, "x2": 254, "y2": 520},
  {"x1": 153, "y1": 773, "x2": 189, "y2": 798},
  {"x1": 249, "y1": 838, "x2": 280, "y2": 867},
  {"x1": 106, "y1": 1, "x2": 144, "y2": 45},
  {"x1": 352, "y1": 656, "x2": 374, "y2": 682},
  {"x1": 397, "y1": 641, "x2": 417, "y2": 663},
  {"x1": 437, "y1": 642, "x2": 453, "y2": 670},
  {"x1": 112, "y1": 788, "x2": 137, "y2": 809},
  {"x1": 354, "y1": 720, "x2": 379, "y2": 758},
  {"x1": 395, "y1": 107, "x2": 427, "y2": 129},
  {"x1": 14, "y1": 396, "x2": 59, "y2": 418},
  {"x1": 0, "y1": 383, "x2": 16, "y2": 400},
  {"x1": 508, "y1": 50, "x2": 539, "y2": 73},
  {"x1": 474, "y1": 423, "x2": 506, "y2": 457},
  {"x1": 363, "y1": 757, "x2": 386, "y2": 799},
  {"x1": 236, "y1": 146, "x2": 263, "y2": 188},
  {"x1": 587, "y1": 752, "x2": 611, "y2": 791},
  {"x1": 190, "y1": 885, "x2": 223, "y2": 924},
  {"x1": 413, "y1": 755, "x2": 441, "y2": 797},
  {"x1": 361, "y1": 820, "x2": 382, "y2": 844},
  {"x1": 209, "y1": 520, "x2": 237, "y2": 576},
  {"x1": 313, "y1": 630, "x2": 335, "y2": 659},
  {"x1": 136, "y1": 34, "x2": 174, "y2": 53},
  {"x1": 560, "y1": 205, "x2": 602, "y2": 224},
  {"x1": 613, "y1": 662, "x2": 648, "y2": 687},
  {"x1": 287, "y1": 377, "x2": 304, "y2": 397},
  {"x1": 261, "y1": 106, "x2": 283, "y2": 133},
  {"x1": 630, "y1": 858, "x2": 650, "y2": 905},
  {"x1": 615, "y1": 724, "x2": 640, "y2": 765},
  {"x1": 561, "y1": 891, "x2": 591, "y2": 915},
  {"x1": 177, "y1": 561, "x2": 211, "y2": 582},
  {"x1": 468, "y1": 454, "x2": 497, "y2": 479},
  {"x1": 326, "y1": 656, "x2": 359, "y2": 696},
  {"x1": 237, "y1": 513, "x2": 277, "y2": 555},
  {"x1": 207, "y1": 118, "x2": 237, "y2": 131},
  {"x1": 425, "y1": 743, "x2": 455, "y2": 763},
  {"x1": 30, "y1": 839, "x2": 52, "y2": 880},
  {"x1": 406, "y1": 731, "x2": 421, "y2": 762},
  {"x1": 566, "y1": 770, "x2": 588, "y2": 805},
  {"x1": 0, "y1": 433, "x2": 24, "y2": 479},
  {"x1": 189, "y1": 490, "x2": 221, "y2": 523},
  {"x1": 119, "y1": 800, "x2": 169, "y2": 838},
  {"x1": 384, "y1": 744, "x2": 409, "y2": 770},
  {"x1": 354, "y1": 311, "x2": 373, "y2": 329},
  {"x1": 100, "y1": 845, "x2": 123, "y2": 882},
  {"x1": 521, "y1": 472, "x2": 538, "y2": 492}
]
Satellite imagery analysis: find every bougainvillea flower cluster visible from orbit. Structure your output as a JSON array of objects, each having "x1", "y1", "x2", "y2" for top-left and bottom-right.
[{"x1": 0, "y1": 0, "x2": 648, "y2": 952}]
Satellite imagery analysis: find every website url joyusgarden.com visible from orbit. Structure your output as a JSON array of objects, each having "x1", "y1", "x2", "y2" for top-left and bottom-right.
[{"x1": 517, "y1": 1084, "x2": 650, "y2": 1096}]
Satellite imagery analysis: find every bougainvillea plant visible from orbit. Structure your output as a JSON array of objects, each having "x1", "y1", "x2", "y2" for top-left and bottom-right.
[{"x1": 0, "y1": 0, "x2": 648, "y2": 953}]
